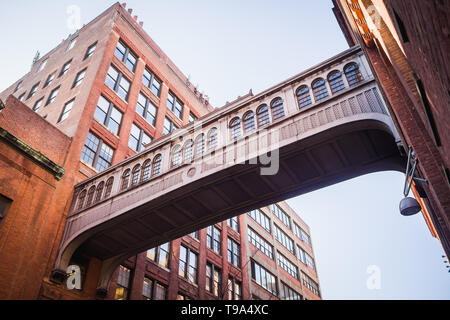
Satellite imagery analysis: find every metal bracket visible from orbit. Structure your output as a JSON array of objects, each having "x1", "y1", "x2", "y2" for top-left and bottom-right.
[{"x1": 403, "y1": 147, "x2": 428, "y2": 197}]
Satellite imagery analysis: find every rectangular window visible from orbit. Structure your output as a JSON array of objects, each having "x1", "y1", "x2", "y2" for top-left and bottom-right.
[
  {"x1": 281, "y1": 282, "x2": 302, "y2": 300},
  {"x1": 190, "y1": 231, "x2": 199, "y2": 240},
  {"x1": 142, "y1": 67, "x2": 162, "y2": 97},
  {"x1": 94, "y1": 95, "x2": 123, "y2": 135},
  {"x1": 228, "y1": 277, "x2": 242, "y2": 300},
  {"x1": 274, "y1": 224, "x2": 295, "y2": 255},
  {"x1": 18, "y1": 92, "x2": 26, "y2": 101},
  {"x1": 67, "y1": 37, "x2": 77, "y2": 51},
  {"x1": 44, "y1": 72, "x2": 55, "y2": 88},
  {"x1": 179, "y1": 245, "x2": 198, "y2": 284},
  {"x1": 248, "y1": 209, "x2": 271, "y2": 234},
  {"x1": 85, "y1": 42, "x2": 97, "y2": 59},
  {"x1": 0, "y1": 194, "x2": 13, "y2": 226},
  {"x1": 277, "y1": 252, "x2": 298, "y2": 280},
  {"x1": 72, "y1": 68, "x2": 87, "y2": 88},
  {"x1": 271, "y1": 204, "x2": 291, "y2": 229},
  {"x1": 114, "y1": 40, "x2": 137, "y2": 72},
  {"x1": 248, "y1": 228, "x2": 274, "y2": 260},
  {"x1": 301, "y1": 272, "x2": 320, "y2": 297},
  {"x1": 114, "y1": 266, "x2": 131, "y2": 300},
  {"x1": 297, "y1": 245, "x2": 315, "y2": 270},
  {"x1": 162, "y1": 117, "x2": 177, "y2": 135},
  {"x1": 59, "y1": 60, "x2": 72, "y2": 77},
  {"x1": 189, "y1": 112, "x2": 197, "y2": 123},
  {"x1": 227, "y1": 238, "x2": 240, "y2": 268},
  {"x1": 251, "y1": 260, "x2": 278, "y2": 296},
  {"x1": 136, "y1": 93, "x2": 157, "y2": 126},
  {"x1": 27, "y1": 82, "x2": 40, "y2": 99},
  {"x1": 32, "y1": 97, "x2": 44, "y2": 112},
  {"x1": 207, "y1": 226, "x2": 221, "y2": 254},
  {"x1": 206, "y1": 262, "x2": 221, "y2": 297},
  {"x1": 105, "y1": 65, "x2": 131, "y2": 101},
  {"x1": 146, "y1": 242, "x2": 170, "y2": 268},
  {"x1": 46, "y1": 86, "x2": 60, "y2": 105},
  {"x1": 154, "y1": 283, "x2": 167, "y2": 300},
  {"x1": 294, "y1": 223, "x2": 311, "y2": 246},
  {"x1": 129, "y1": 123, "x2": 151, "y2": 152},
  {"x1": 142, "y1": 277, "x2": 153, "y2": 300},
  {"x1": 167, "y1": 91, "x2": 183, "y2": 119},
  {"x1": 58, "y1": 99, "x2": 75, "y2": 123},
  {"x1": 81, "y1": 132, "x2": 114, "y2": 172},
  {"x1": 227, "y1": 216, "x2": 239, "y2": 233},
  {"x1": 37, "y1": 58, "x2": 48, "y2": 72},
  {"x1": 14, "y1": 81, "x2": 22, "y2": 93}
]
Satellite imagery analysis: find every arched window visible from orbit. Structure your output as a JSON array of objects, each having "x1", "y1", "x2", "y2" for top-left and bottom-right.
[
  {"x1": 152, "y1": 154, "x2": 162, "y2": 176},
  {"x1": 257, "y1": 105, "x2": 270, "y2": 127},
  {"x1": 328, "y1": 71, "x2": 345, "y2": 94},
  {"x1": 104, "y1": 177, "x2": 114, "y2": 198},
  {"x1": 121, "y1": 169, "x2": 131, "y2": 190},
  {"x1": 85, "y1": 186, "x2": 96, "y2": 207},
  {"x1": 312, "y1": 78, "x2": 329, "y2": 102},
  {"x1": 194, "y1": 134, "x2": 205, "y2": 158},
  {"x1": 208, "y1": 128, "x2": 218, "y2": 150},
  {"x1": 184, "y1": 140, "x2": 194, "y2": 163},
  {"x1": 230, "y1": 118, "x2": 241, "y2": 140},
  {"x1": 296, "y1": 86, "x2": 312, "y2": 108},
  {"x1": 77, "y1": 190, "x2": 87, "y2": 210},
  {"x1": 271, "y1": 98, "x2": 285, "y2": 121},
  {"x1": 94, "y1": 182, "x2": 104, "y2": 203},
  {"x1": 172, "y1": 145, "x2": 182, "y2": 167},
  {"x1": 344, "y1": 63, "x2": 363, "y2": 86},
  {"x1": 141, "y1": 159, "x2": 152, "y2": 182},
  {"x1": 131, "y1": 164, "x2": 141, "y2": 186},
  {"x1": 243, "y1": 112, "x2": 255, "y2": 133}
]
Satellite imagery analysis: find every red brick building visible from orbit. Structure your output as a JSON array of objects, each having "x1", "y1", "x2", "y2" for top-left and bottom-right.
[
  {"x1": 107, "y1": 201, "x2": 321, "y2": 300},
  {"x1": 332, "y1": 0, "x2": 450, "y2": 257}
]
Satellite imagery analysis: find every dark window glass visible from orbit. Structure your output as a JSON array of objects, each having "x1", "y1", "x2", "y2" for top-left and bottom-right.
[
  {"x1": 44, "y1": 73, "x2": 55, "y2": 88},
  {"x1": 344, "y1": 63, "x2": 364, "y2": 87},
  {"x1": 227, "y1": 238, "x2": 240, "y2": 268},
  {"x1": 59, "y1": 60, "x2": 72, "y2": 77},
  {"x1": 271, "y1": 98, "x2": 285, "y2": 121},
  {"x1": 27, "y1": 82, "x2": 40, "y2": 99},
  {"x1": 296, "y1": 86, "x2": 312, "y2": 108},
  {"x1": 230, "y1": 118, "x2": 241, "y2": 140},
  {"x1": 58, "y1": 99, "x2": 75, "y2": 123},
  {"x1": 46, "y1": 86, "x2": 60, "y2": 105},
  {"x1": 312, "y1": 78, "x2": 329, "y2": 102},
  {"x1": 85, "y1": 42, "x2": 97, "y2": 59},
  {"x1": 328, "y1": 71, "x2": 345, "y2": 94},
  {"x1": 73, "y1": 69, "x2": 87, "y2": 88}
]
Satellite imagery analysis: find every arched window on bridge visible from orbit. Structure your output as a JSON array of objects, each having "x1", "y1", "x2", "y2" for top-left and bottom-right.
[
  {"x1": 141, "y1": 159, "x2": 152, "y2": 182},
  {"x1": 296, "y1": 85, "x2": 312, "y2": 109},
  {"x1": 195, "y1": 134, "x2": 205, "y2": 158},
  {"x1": 77, "y1": 190, "x2": 87, "y2": 211},
  {"x1": 243, "y1": 111, "x2": 256, "y2": 133},
  {"x1": 271, "y1": 98, "x2": 285, "y2": 121},
  {"x1": 230, "y1": 117, "x2": 241, "y2": 140},
  {"x1": 344, "y1": 62, "x2": 364, "y2": 87},
  {"x1": 184, "y1": 140, "x2": 194, "y2": 164},
  {"x1": 121, "y1": 169, "x2": 131, "y2": 191},
  {"x1": 257, "y1": 105, "x2": 270, "y2": 128},
  {"x1": 94, "y1": 182, "x2": 104, "y2": 203},
  {"x1": 207, "y1": 128, "x2": 218, "y2": 150},
  {"x1": 85, "y1": 186, "x2": 96, "y2": 207},
  {"x1": 104, "y1": 177, "x2": 114, "y2": 198},
  {"x1": 328, "y1": 70, "x2": 345, "y2": 94},
  {"x1": 152, "y1": 154, "x2": 162, "y2": 176},
  {"x1": 172, "y1": 145, "x2": 182, "y2": 168},
  {"x1": 131, "y1": 164, "x2": 141, "y2": 187},
  {"x1": 312, "y1": 78, "x2": 329, "y2": 102}
]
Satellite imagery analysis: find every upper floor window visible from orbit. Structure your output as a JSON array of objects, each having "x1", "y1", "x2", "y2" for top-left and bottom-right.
[
  {"x1": 59, "y1": 60, "x2": 72, "y2": 77},
  {"x1": 301, "y1": 272, "x2": 320, "y2": 297},
  {"x1": 33, "y1": 97, "x2": 44, "y2": 111},
  {"x1": 207, "y1": 128, "x2": 218, "y2": 150},
  {"x1": 277, "y1": 252, "x2": 298, "y2": 280},
  {"x1": 94, "y1": 182, "x2": 104, "y2": 203},
  {"x1": 271, "y1": 98, "x2": 285, "y2": 121},
  {"x1": 163, "y1": 117, "x2": 177, "y2": 135},
  {"x1": 142, "y1": 67, "x2": 162, "y2": 97},
  {"x1": 248, "y1": 227, "x2": 273, "y2": 260},
  {"x1": 271, "y1": 204, "x2": 291, "y2": 229},
  {"x1": 114, "y1": 265, "x2": 131, "y2": 300},
  {"x1": 67, "y1": 37, "x2": 77, "y2": 51},
  {"x1": 18, "y1": 92, "x2": 26, "y2": 101},
  {"x1": 227, "y1": 216, "x2": 239, "y2": 233},
  {"x1": 115, "y1": 40, "x2": 137, "y2": 72},
  {"x1": 344, "y1": 63, "x2": 364, "y2": 87},
  {"x1": 146, "y1": 242, "x2": 170, "y2": 268},
  {"x1": 172, "y1": 145, "x2": 182, "y2": 167},
  {"x1": 227, "y1": 238, "x2": 241, "y2": 268},
  {"x1": 46, "y1": 86, "x2": 60, "y2": 105},
  {"x1": 189, "y1": 112, "x2": 197, "y2": 123},
  {"x1": 84, "y1": 42, "x2": 97, "y2": 59},
  {"x1": 230, "y1": 117, "x2": 241, "y2": 140},
  {"x1": 72, "y1": 68, "x2": 87, "y2": 88},
  {"x1": 152, "y1": 155, "x2": 162, "y2": 176},
  {"x1": 243, "y1": 112, "x2": 256, "y2": 133},
  {"x1": 328, "y1": 70, "x2": 345, "y2": 94},
  {"x1": 105, "y1": 65, "x2": 131, "y2": 101},
  {"x1": 27, "y1": 82, "x2": 40, "y2": 99},
  {"x1": 141, "y1": 160, "x2": 152, "y2": 183},
  {"x1": 206, "y1": 263, "x2": 221, "y2": 297},
  {"x1": 142, "y1": 277, "x2": 153, "y2": 300},
  {"x1": 167, "y1": 92, "x2": 183, "y2": 119},
  {"x1": 94, "y1": 95, "x2": 123, "y2": 135},
  {"x1": 129, "y1": 123, "x2": 151, "y2": 152},
  {"x1": 248, "y1": 209, "x2": 271, "y2": 234},
  {"x1": 44, "y1": 72, "x2": 56, "y2": 88},
  {"x1": 183, "y1": 140, "x2": 194, "y2": 164},
  {"x1": 136, "y1": 93, "x2": 158, "y2": 127},
  {"x1": 256, "y1": 105, "x2": 270, "y2": 127},
  {"x1": 251, "y1": 260, "x2": 278, "y2": 296},
  {"x1": 294, "y1": 223, "x2": 311, "y2": 246},
  {"x1": 274, "y1": 224, "x2": 295, "y2": 255},
  {"x1": 14, "y1": 81, "x2": 22, "y2": 93},
  {"x1": 312, "y1": 78, "x2": 329, "y2": 102},
  {"x1": 37, "y1": 58, "x2": 48, "y2": 72},
  {"x1": 297, "y1": 245, "x2": 315, "y2": 271},
  {"x1": 123, "y1": 169, "x2": 131, "y2": 191},
  {"x1": 58, "y1": 99, "x2": 75, "y2": 123},
  {"x1": 281, "y1": 282, "x2": 302, "y2": 301},
  {"x1": 228, "y1": 277, "x2": 242, "y2": 300},
  {"x1": 179, "y1": 245, "x2": 198, "y2": 284},
  {"x1": 207, "y1": 225, "x2": 221, "y2": 254},
  {"x1": 194, "y1": 134, "x2": 205, "y2": 158},
  {"x1": 81, "y1": 131, "x2": 114, "y2": 172},
  {"x1": 296, "y1": 86, "x2": 312, "y2": 108}
]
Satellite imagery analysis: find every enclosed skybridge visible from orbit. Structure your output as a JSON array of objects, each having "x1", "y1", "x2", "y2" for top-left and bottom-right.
[{"x1": 53, "y1": 46, "x2": 405, "y2": 292}]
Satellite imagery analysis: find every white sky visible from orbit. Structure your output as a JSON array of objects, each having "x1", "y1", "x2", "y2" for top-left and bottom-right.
[{"x1": 0, "y1": 0, "x2": 449, "y2": 299}]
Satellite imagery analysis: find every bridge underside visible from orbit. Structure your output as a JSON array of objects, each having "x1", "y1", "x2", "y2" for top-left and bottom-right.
[{"x1": 73, "y1": 120, "x2": 404, "y2": 263}]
